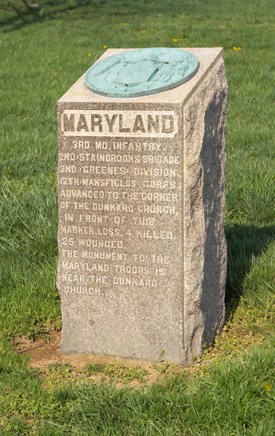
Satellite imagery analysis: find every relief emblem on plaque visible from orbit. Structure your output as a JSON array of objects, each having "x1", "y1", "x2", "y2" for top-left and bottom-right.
[{"x1": 84, "y1": 48, "x2": 199, "y2": 97}]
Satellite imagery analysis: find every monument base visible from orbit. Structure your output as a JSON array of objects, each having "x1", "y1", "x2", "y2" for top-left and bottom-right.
[{"x1": 57, "y1": 48, "x2": 228, "y2": 365}]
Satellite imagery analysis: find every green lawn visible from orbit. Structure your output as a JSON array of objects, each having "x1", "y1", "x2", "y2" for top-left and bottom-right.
[{"x1": 0, "y1": 0, "x2": 274, "y2": 434}]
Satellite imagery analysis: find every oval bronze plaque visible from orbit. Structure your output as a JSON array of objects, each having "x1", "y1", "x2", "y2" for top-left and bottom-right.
[{"x1": 84, "y1": 48, "x2": 199, "y2": 98}]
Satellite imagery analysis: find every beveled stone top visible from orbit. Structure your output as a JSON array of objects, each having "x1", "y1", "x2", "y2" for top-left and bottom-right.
[
  {"x1": 59, "y1": 48, "x2": 223, "y2": 104},
  {"x1": 84, "y1": 48, "x2": 199, "y2": 98}
]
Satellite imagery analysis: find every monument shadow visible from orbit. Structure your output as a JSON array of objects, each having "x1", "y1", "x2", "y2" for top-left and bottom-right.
[
  {"x1": 200, "y1": 95, "x2": 274, "y2": 345},
  {"x1": 225, "y1": 223, "x2": 274, "y2": 307}
]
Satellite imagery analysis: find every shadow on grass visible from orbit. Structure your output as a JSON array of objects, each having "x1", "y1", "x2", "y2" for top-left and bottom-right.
[
  {"x1": 0, "y1": 0, "x2": 93, "y2": 32},
  {"x1": 0, "y1": 0, "x2": 193, "y2": 33},
  {"x1": 225, "y1": 223, "x2": 275, "y2": 317}
]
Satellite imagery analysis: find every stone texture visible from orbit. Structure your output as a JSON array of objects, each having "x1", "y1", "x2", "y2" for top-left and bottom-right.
[{"x1": 57, "y1": 48, "x2": 228, "y2": 365}]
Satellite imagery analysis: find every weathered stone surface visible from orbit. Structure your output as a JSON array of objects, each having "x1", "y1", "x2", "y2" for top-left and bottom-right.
[{"x1": 57, "y1": 48, "x2": 228, "y2": 365}]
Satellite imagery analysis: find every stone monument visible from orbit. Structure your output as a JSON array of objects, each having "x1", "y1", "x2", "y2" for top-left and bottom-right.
[{"x1": 57, "y1": 47, "x2": 228, "y2": 365}]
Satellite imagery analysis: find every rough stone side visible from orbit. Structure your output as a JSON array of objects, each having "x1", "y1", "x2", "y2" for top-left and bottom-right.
[{"x1": 183, "y1": 58, "x2": 228, "y2": 364}]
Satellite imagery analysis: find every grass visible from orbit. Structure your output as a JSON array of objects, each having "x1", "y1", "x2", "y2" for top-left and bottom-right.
[
  {"x1": 86, "y1": 362, "x2": 149, "y2": 382},
  {"x1": 0, "y1": 0, "x2": 274, "y2": 434},
  {"x1": 0, "y1": 338, "x2": 274, "y2": 434}
]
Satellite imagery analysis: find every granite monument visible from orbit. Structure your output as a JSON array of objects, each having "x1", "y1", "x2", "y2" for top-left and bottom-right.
[{"x1": 57, "y1": 47, "x2": 228, "y2": 365}]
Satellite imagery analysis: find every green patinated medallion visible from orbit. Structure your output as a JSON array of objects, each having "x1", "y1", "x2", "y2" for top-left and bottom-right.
[{"x1": 84, "y1": 48, "x2": 199, "y2": 98}]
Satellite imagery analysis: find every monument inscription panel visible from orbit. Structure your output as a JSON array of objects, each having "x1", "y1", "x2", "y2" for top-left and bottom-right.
[
  {"x1": 57, "y1": 48, "x2": 228, "y2": 364},
  {"x1": 58, "y1": 104, "x2": 182, "y2": 300}
]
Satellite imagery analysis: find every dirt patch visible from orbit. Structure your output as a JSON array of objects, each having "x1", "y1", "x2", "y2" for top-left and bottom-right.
[
  {"x1": 13, "y1": 331, "x2": 175, "y2": 386},
  {"x1": 14, "y1": 331, "x2": 63, "y2": 368}
]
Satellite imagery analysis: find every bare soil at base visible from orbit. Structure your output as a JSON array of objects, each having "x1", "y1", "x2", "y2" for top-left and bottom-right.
[{"x1": 13, "y1": 331, "x2": 167, "y2": 386}]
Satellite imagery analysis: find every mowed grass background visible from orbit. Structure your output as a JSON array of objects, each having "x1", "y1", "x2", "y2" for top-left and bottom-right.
[{"x1": 0, "y1": 0, "x2": 274, "y2": 434}]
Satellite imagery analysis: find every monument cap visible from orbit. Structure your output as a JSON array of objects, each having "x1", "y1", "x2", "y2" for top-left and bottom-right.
[{"x1": 84, "y1": 47, "x2": 199, "y2": 97}]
